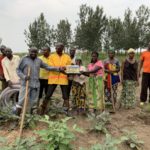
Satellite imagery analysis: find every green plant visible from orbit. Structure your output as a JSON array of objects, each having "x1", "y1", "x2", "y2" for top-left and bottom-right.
[
  {"x1": 0, "y1": 107, "x2": 19, "y2": 125},
  {"x1": 24, "y1": 114, "x2": 41, "y2": 129},
  {"x1": 122, "y1": 130, "x2": 144, "y2": 150},
  {"x1": 0, "y1": 136, "x2": 42, "y2": 150},
  {"x1": 89, "y1": 134, "x2": 124, "y2": 150},
  {"x1": 36, "y1": 115, "x2": 82, "y2": 150},
  {"x1": 88, "y1": 111, "x2": 111, "y2": 134}
]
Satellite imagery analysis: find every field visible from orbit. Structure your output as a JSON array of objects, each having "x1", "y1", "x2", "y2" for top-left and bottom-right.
[{"x1": 0, "y1": 52, "x2": 150, "y2": 150}]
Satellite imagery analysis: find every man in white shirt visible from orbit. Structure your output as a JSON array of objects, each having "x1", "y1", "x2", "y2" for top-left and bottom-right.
[{"x1": 2, "y1": 47, "x2": 20, "y2": 87}]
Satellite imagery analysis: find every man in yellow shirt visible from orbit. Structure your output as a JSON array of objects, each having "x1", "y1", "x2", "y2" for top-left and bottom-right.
[
  {"x1": 41, "y1": 43, "x2": 71, "y2": 114},
  {"x1": 38, "y1": 47, "x2": 51, "y2": 105}
]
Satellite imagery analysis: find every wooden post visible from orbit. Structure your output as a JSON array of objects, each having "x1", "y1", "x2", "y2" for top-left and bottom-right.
[
  {"x1": 110, "y1": 75, "x2": 116, "y2": 112},
  {"x1": 19, "y1": 66, "x2": 30, "y2": 139}
]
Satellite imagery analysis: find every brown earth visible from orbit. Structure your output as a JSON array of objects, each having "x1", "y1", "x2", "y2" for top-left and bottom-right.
[{"x1": 0, "y1": 84, "x2": 150, "y2": 150}]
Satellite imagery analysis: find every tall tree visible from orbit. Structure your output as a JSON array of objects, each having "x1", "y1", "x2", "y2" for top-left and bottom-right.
[
  {"x1": 103, "y1": 17, "x2": 124, "y2": 51},
  {"x1": 55, "y1": 19, "x2": 72, "y2": 49},
  {"x1": 123, "y1": 8, "x2": 139, "y2": 50},
  {"x1": 136, "y1": 5, "x2": 150, "y2": 47},
  {"x1": 75, "y1": 4, "x2": 107, "y2": 51},
  {"x1": 24, "y1": 13, "x2": 54, "y2": 49}
]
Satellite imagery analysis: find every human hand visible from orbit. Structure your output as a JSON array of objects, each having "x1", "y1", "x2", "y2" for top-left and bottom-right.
[
  {"x1": 8, "y1": 80, "x2": 13, "y2": 87},
  {"x1": 136, "y1": 80, "x2": 139, "y2": 87},
  {"x1": 138, "y1": 72, "x2": 141, "y2": 78},
  {"x1": 59, "y1": 67, "x2": 66, "y2": 73},
  {"x1": 25, "y1": 76, "x2": 30, "y2": 81},
  {"x1": 0, "y1": 76, "x2": 4, "y2": 80}
]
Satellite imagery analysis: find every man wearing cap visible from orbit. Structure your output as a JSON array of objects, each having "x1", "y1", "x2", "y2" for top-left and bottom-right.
[
  {"x1": 139, "y1": 42, "x2": 150, "y2": 106},
  {"x1": 120, "y1": 48, "x2": 138, "y2": 108},
  {"x1": 2, "y1": 47, "x2": 20, "y2": 87},
  {"x1": 40, "y1": 43, "x2": 71, "y2": 115},
  {"x1": 0, "y1": 45, "x2": 7, "y2": 90},
  {"x1": 14, "y1": 47, "x2": 64, "y2": 115}
]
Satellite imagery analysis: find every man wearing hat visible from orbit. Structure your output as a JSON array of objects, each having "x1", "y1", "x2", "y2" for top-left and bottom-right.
[
  {"x1": 14, "y1": 47, "x2": 64, "y2": 115},
  {"x1": 139, "y1": 42, "x2": 150, "y2": 106},
  {"x1": 120, "y1": 48, "x2": 138, "y2": 108}
]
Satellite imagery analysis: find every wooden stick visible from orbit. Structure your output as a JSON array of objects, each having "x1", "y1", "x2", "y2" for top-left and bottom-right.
[{"x1": 19, "y1": 66, "x2": 30, "y2": 139}]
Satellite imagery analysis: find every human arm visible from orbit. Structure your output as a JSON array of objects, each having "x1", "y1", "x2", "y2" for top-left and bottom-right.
[
  {"x1": 138, "y1": 60, "x2": 143, "y2": 78},
  {"x1": 40, "y1": 60, "x2": 65, "y2": 72},
  {"x1": 104, "y1": 60, "x2": 120, "y2": 74},
  {"x1": 81, "y1": 63, "x2": 102, "y2": 76},
  {"x1": 16, "y1": 58, "x2": 27, "y2": 80},
  {"x1": 2, "y1": 60, "x2": 13, "y2": 87},
  {"x1": 121, "y1": 61, "x2": 125, "y2": 83},
  {"x1": 1, "y1": 60, "x2": 10, "y2": 82}
]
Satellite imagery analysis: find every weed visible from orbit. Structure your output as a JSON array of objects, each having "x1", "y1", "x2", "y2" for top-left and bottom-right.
[
  {"x1": 122, "y1": 130, "x2": 144, "y2": 150},
  {"x1": 0, "y1": 136, "x2": 42, "y2": 150},
  {"x1": 88, "y1": 111, "x2": 111, "y2": 134},
  {"x1": 91, "y1": 134, "x2": 125, "y2": 150}
]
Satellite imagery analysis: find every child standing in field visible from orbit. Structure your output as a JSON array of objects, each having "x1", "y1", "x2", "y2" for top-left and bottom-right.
[
  {"x1": 120, "y1": 48, "x2": 138, "y2": 108},
  {"x1": 71, "y1": 57, "x2": 87, "y2": 114}
]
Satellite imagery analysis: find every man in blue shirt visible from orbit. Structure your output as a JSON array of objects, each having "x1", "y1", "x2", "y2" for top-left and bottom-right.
[{"x1": 14, "y1": 47, "x2": 64, "y2": 115}]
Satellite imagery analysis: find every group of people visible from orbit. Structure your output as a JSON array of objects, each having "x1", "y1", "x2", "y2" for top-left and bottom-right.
[{"x1": 0, "y1": 42, "x2": 150, "y2": 116}]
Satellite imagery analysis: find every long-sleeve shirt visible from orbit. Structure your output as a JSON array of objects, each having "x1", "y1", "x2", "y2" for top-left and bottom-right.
[
  {"x1": 48, "y1": 53, "x2": 71, "y2": 85},
  {"x1": 39, "y1": 55, "x2": 51, "y2": 79},
  {"x1": 2, "y1": 55, "x2": 20, "y2": 83},
  {"x1": 17, "y1": 56, "x2": 60, "y2": 88}
]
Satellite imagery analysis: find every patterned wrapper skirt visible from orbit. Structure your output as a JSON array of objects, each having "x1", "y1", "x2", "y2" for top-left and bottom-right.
[
  {"x1": 120, "y1": 80, "x2": 137, "y2": 108},
  {"x1": 72, "y1": 81, "x2": 86, "y2": 110},
  {"x1": 86, "y1": 76, "x2": 105, "y2": 110}
]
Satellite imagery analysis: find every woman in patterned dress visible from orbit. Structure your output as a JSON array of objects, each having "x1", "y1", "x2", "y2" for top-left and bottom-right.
[
  {"x1": 82, "y1": 51, "x2": 105, "y2": 112},
  {"x1": 120, "y1": 48, "x2": 139, "y2": 108},
  {"x1": 71, "y1": 58, "x2": 87, "y2": 114}
]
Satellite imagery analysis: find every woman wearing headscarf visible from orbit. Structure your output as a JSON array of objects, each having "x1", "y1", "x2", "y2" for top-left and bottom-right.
[{"x1": 120, "y1": 48, "x2": 138, "y2": 108}]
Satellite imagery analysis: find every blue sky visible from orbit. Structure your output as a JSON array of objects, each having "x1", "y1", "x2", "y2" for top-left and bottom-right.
[{"x1": 0, "y1": 0, "x2": 149, "y2": 52}]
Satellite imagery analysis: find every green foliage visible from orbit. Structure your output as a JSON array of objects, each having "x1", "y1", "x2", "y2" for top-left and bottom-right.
[
  {"x1": 122, "y1": 130, "x2": 144, "y2": 150},
  {"x1": 88, "y1": 111, "x2": 111, "y2": 134},
  {"x1": 0, "y1": 137, "x2": 42, "y2": 150},
  {"x1": 24, "y1": 114, "x2": 41, "y2": 129},
  {"x1": 24, "y1": 12, "x2": 54, "y2": 49},
  {"x1": 36, "y1": 115, "x2": 81, "y2": 150},
  {"x1": 123, "y1": 8, "x2": 139, "y2": 50},
  {"x1": 136, "y1": 5, "x2": 150, "y2": 47},
  {"x1": 80, "y1": 134, "x2": 125, "y2": 150},
  {"x1": 75, "y1": 4, "x2": 107, "y2": 51},
  {"x1": 55, "y1": 19, "x2": 72, "y2": 49},
  {"x1": 0, "y1": 107, "x2": 19, "y2": 125}
]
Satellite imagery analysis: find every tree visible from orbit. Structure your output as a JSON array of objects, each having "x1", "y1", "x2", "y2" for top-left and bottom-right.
[
  {"x1": 136, "y1": 5, "x2": 150, "y2": 48},
  {"x1": 24, "y1": 13, "x2": 54, "y2": 49},
  {"x1": 75, "y1": 4, "x2": 107, "y2": 51},
  {"x1": 103, "y1": 17, "x2": 124, "y2": 52},
  {"x1": 55, "y1": 19, "x2": 72, "y2": 49},
  {"x1": 123, "y1": 8, "x2": 139, "y2": 50}
]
